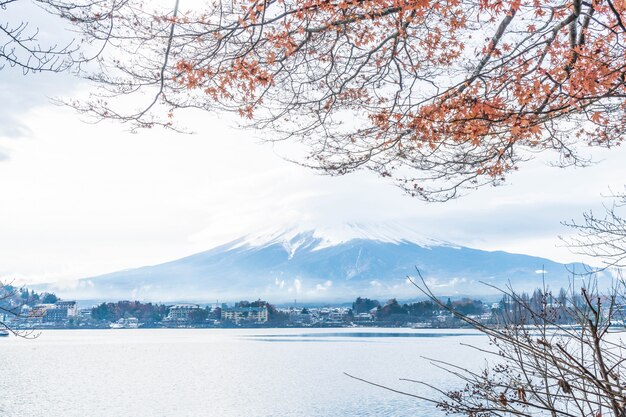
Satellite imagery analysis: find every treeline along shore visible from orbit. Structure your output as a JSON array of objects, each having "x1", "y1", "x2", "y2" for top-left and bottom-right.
[{"x1": 1, "y1": 284, "x2": 612, "y2": 330}]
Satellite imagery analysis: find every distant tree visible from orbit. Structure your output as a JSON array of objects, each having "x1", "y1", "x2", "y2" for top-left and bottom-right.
[
  {"x1": 377, "y1": 299, "x2": 408, "y2": 321},
  {"x1": 264, "y1": 302, "x2": 289, "y2": 324},
  {"x1": 91, "y1": 302, "x2": 115, "y2": 322},
  {"x1": 557, "y1": 288, "x2": 568, "y2": 306},
  {"x1": 404, "y1": 300, "x2": 438, "y2": 319},
  {"x1": 41, "y1": 293, "x2": 58, "y2": 304},
  {"x1": 451, "y1": 298, "x2": 483, "y2": 316},
  {"x1": 530, "y1": 288, "x2": 545, "y2": 312},
  {"x1": 352, "y1": 297, "x2": 380, "y2": 314},
  {"x1": 90, "y1": 300, "x2": 169, "y2": 323},
  {"x1": 189, "y1": 308, "x2": 209, "y2": 323},
  {"x1": 491, "y1": 288, "x2": 576, "y2": 326}
]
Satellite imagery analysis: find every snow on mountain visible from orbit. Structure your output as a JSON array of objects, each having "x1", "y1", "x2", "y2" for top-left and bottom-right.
[
  {"x1": 47, "y1": 225, "x2": 592, "y2": 303},
  {"x1": 227, "y1": 222, "x2": 445, "y2": 252}
]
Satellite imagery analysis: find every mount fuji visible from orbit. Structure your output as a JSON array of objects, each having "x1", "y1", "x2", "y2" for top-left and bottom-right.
[{"x1": 50, "y1": 225, "x2": 590, "y2": 303}]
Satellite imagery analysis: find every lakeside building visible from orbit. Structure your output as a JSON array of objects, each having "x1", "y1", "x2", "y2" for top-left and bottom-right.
[
  {"x1": 43, "y1": 306, "x2": 68, "y2": 323},
  {"x1": 56, "y1": 301, "x2": 78, "y2": 317},
  {"x1": 27, "y1": 300, "x2": 80, "y2": 323},
  {"x1": 353, "y1": 312, "x2": 374, "y2": 322},
  {"x1": 29, "y1": 304, "x2": 55, "y2": 320},
  {"x1": 78, "y1": 308, "x2": 92, "y2": 319},
  {"x1": 313, "y1": 307, "x2": 351, "y2": 324},
  {"x1": 167, "y1": 304, "x2": 202, "y2": 322},
  {"x1": 328, "y1": 310, "x2": 350, "y2": 323},
  {"x1": 221, "y1": 306, "x2": 268, "y2": 324}
]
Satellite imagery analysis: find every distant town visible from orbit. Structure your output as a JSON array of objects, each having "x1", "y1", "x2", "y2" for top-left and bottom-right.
[{"x1": 0, "y1": 284, "x2": 598, "y2": 330}]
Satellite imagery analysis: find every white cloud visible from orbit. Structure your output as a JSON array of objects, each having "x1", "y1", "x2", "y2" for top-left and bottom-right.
[
  {"x1": 315, "y1": 280, "x2": 333, "y2": 291},
  {"x1": 423, "y1": 277, "x2": 467, "y2": 289}
]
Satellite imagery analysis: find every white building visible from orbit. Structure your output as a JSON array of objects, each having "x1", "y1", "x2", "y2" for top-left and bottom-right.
[
  {"x1": 221, "y1": 307, "x2": 268, "y2": 324},
  {"x1": 56, "y1": 301, "x2": 78, "y2": 317},
  {"x1": 167, "y1": 304, "x2": 202, "y2": 321}
]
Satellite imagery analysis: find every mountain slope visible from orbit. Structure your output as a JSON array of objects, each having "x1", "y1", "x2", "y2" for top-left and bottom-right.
[{"x1": 51, "y1": 229, "x2": 590, "y2": 302}]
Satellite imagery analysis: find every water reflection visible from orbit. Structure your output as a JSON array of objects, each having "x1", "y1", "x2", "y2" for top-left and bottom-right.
[{"x1": 243, "y1": 332, "x2": 478, "y2": 341}]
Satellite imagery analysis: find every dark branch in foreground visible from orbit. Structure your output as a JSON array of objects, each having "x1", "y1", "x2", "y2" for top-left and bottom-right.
[{"x1": 348, "y1": 269, "x2": 626, "y2": 417}]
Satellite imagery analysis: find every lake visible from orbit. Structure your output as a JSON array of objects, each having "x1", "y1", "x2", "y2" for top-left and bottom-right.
[{"x1": 0, "y1": 328, "x2": 489, "y2": 416}]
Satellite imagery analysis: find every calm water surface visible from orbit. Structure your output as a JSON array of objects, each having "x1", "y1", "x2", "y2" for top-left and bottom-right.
[{"x1": 0, "y1": 328, "x2": 489, "y2": 416}]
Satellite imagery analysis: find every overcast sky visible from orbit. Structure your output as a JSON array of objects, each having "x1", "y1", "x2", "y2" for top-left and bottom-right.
[{"x1": 2, "y1": 13, "x2": 626, "y2": 286}]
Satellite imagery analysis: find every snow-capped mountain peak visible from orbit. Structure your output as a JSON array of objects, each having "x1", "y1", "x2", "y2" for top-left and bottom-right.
[
  {"x1": 227, "y1": 222, "x2": 444, "y2": 255},
  {"x1": 44, "y1": 223, "x2": 590, "y2": 303}
]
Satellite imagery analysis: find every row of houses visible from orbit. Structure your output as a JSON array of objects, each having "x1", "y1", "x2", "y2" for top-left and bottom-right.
[
  {"x1": 15, "y1": 301, "x2": 270, "y2": 326},
  {"x1": 15, "y1": 300, "x2": 353, "y2": 327},
  {"x1": 166, "y1": 304, "x2": 269, "y2": 324}
]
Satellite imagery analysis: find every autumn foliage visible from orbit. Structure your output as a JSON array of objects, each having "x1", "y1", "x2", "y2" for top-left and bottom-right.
[{"x1": 57, "y1": 0, "x2": 626, "y2": 200}]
